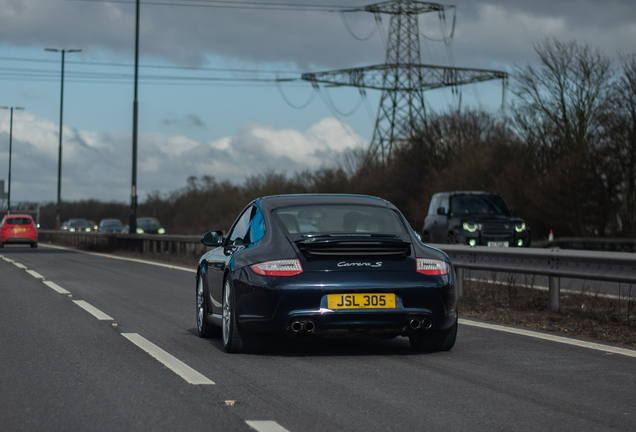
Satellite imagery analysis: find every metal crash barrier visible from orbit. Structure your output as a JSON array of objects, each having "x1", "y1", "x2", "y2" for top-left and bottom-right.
[
  {"x1": 433, "y1": 244, "x2": 636, "y2": 311},
  {"x1": 38, "y1": 230, "x2": 209, "y2": 257}
]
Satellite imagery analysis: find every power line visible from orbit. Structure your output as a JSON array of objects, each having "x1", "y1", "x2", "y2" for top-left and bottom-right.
[
  {"x1": 166, "y1": 0, "x2": 345, "y2": 8},
  {"x1": 0, "y1": 56, "x2": 307, "y2": 75},
  {"x1": 70, "y1": 0, "x2": 351, "y2": 11},
  {"x1": 0, "y1": 66, "x2": 299, "y2": 81}
]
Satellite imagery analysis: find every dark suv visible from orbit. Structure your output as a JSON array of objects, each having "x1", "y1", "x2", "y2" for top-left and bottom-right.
[{"x1": 421, "y1": 191, "x2": 530, "y2": 247}]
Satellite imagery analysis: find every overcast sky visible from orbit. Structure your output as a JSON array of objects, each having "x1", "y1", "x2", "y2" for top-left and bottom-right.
[{"x1": 1, "y1": 0, "x2": 635, "y2": 204}]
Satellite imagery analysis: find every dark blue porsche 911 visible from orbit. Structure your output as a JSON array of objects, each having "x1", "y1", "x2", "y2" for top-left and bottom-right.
[{"x1": 196, "y1": 194, "x2": 458, "y2": 353}]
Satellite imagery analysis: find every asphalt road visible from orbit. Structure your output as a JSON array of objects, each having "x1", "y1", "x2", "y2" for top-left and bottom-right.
[{"x1": 1, "y1": 244, "x2": 635, "y2": 432}]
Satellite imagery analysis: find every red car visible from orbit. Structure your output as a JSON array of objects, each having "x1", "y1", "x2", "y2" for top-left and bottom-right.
[{"x1": 0, "y1": 214, "x2": 38, "y2": 248}]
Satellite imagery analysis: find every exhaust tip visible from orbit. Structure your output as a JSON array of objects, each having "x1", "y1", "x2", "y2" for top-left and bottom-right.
[
  {"x1": 291, "y1": 321, "x2": 303, "y2": 332},
  {"x1": 305, "y1": 321, "x2": 315, "y2": 332},
  {"x1": 421, "y1": 318, "x2": 433, "y2": 329},
  {"x1": 409, "y1": 319, "x2": 421, "y2": 329}
]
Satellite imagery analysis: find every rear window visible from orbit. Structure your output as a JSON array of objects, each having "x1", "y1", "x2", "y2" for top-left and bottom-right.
[
  {"x1": 274, "y1": 205, "x2": 406, "y2": 235},
  {"x1": 6, "y1": 217, "x2": 33, "y2": 225}
]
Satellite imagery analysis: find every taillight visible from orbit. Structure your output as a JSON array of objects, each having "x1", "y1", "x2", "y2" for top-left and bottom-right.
[
  {"x1": 250, "y1": 259, "x2": 303, "y2": 277},
  {"x1": 416, "y1": 258, "x2": 450, "y2": 276}
]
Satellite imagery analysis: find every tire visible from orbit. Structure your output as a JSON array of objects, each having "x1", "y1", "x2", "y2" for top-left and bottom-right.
[
  {"x1": 196, "y1": 275, "x2": 220, "y2": 338},
  {"x1": 222, "y1": 277, "x2": 264, "y2": 353},
  {"x1": 409, "y1": 317, "x2": 458, "y2": 352},
  {"x1": 31, "y1": 242, "x2": 38, "y2": 249}
]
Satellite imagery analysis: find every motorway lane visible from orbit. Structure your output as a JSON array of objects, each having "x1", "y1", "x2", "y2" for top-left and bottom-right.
[
  {"x1": 0, "y1": 249, "x2": 247, "y2": 432},
  {"x1": 1, "y1": 244, "x2": 635, "y2": 432}
]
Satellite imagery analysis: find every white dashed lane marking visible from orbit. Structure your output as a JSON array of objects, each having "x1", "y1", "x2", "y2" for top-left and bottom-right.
[
  {"x1": 12, "y1": 262, "x2": 27, "y2": 269},
  {"x1": 26, "y1": 269, "x2": 45, "y2": 279},
  {"x1": 72, "y1": 300, "x2": 114, "y2": 320},
  {"x1": 122, "y1": 333, "x2": 214, "y2": 385},
  {"x1": 246, "y1": 421, "x2": 291, "y2": 432},
  {"x1": 43, "y1": 280, "x2": 71, "y2": 294}
]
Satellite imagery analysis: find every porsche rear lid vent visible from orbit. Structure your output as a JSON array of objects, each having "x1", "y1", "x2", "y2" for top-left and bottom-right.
[{"x1": 297, "y1": 237, "x2": 411, "y2": 257}]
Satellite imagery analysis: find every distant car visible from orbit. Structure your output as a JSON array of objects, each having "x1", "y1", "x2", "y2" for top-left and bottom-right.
[
  {"x1": 421, "y1": 191, "x2": 530, "y2": 247},
  {"x1": 64, "y1": 218, "x2": 92, "y2": 233},
  {"x1": 135, "y1": 217, "x2": 165, "y2": 234},
  {"x1": 0, "y1": 214, "x2": 38, "y2": 248},
  {"x1": 196, "y1": 194, "x2": 458, "y2": 353},
  {"x1": 87, "y1": 220, "x2": 98, "y2": 231},
  {"x1": 98, "y1": 219, "x2": 126, "y2": 233}
]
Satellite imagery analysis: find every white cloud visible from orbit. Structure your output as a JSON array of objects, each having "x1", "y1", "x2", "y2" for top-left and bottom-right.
[{"x1": 0, "y1": 113, "x2": 365, "y2": 203}]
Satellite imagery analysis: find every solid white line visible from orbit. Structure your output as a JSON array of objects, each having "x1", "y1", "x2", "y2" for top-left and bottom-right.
[
  {"x1": 121, "y1": 333, "x2": 214, "y2": 385},
  {"x1": 43, "y1": 280, "x2": 71, "y2": 294},
  {"x1": 246, "y1": 421, "x2": 291, "y2": 432},
  {"x1": 72, "y1": 300, "x2": 114, "y2": 320},
  {"x1": 41, "y1": 243, "x2": 196, "y2": 273},
  {"x1": 13, "y1": 262, "x2": 27, "y2": 269},
  {"x1": 26, "y1": 269, "x2": 45, "y2": 279},
  {"x1": 459, "y1": 318, "x2": 636, "y2": 359}
]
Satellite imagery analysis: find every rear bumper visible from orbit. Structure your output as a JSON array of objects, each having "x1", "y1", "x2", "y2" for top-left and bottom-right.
[
  {"x1": 232, "y1": 268, "x2": 458, "y2": 336},
  {"x1": 1, "y1": 235, "x2": 37, "y2": 244}
]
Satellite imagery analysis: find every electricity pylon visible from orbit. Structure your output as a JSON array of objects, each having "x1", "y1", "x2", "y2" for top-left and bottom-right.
[{"x1": 302, "y1": 0, "x2": 507, "y2": 160}]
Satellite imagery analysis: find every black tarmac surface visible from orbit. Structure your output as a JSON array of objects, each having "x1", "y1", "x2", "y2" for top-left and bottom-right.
[{"x1": 1, "y1": 244, "x2": 634, "y2": 432}]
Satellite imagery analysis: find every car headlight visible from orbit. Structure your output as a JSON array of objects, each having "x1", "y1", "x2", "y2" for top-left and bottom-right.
[
  {"x1": 136, "y1": 228, "x2": 144, "y2": 234},
  {"x1": 515, "y1": 223, "x2": 526, "y2": 232},
  {"x1": 158, "y1": 228, "x2": 165, "y2": 234},
  {"x1": 462, "y1": 222, "x2": 480, "y2": 233}
]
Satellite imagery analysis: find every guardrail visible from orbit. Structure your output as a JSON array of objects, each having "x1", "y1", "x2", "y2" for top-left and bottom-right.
[
  {"x1": 38, "y1": 230, "x2": 207, "y2": 257},
  {"x1": 434, "y1": 244, "x2": 636, "y2": 311},
  {"x1": 38, "y1": 231, "x2": 636, "y2": 312},
  {"x1": 540, "y1": 237, "x2": 636, "y2": 252}
]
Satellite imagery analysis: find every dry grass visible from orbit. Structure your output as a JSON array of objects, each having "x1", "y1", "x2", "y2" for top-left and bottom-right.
[{"x1": 460, "y1": 274, "x2": 636, "y2": 348}]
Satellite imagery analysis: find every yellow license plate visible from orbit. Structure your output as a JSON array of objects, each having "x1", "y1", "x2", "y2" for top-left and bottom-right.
[
  {"x1": 14, "y1": 227, "x2": 26, "y2": 232},
  {"x1": 327, "y1": 293, "x2": 396, "y2": 309}
]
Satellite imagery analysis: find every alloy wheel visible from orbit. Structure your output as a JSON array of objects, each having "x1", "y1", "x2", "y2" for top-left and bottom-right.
[
  {"x1": 196, "y1": 277, "x2": 204, "y2": 331},
  {"x1": 222, "y1": 280, "x2": 231, "y2": 346}
]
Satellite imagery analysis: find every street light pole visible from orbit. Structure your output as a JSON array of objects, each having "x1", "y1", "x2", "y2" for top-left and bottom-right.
[
  {"x1": 45, "y1": 48, "x2": 82, "y2": 229},
  {"x1": 0, "y1": 106, "x2": 24, "y2": 213},
  {"x1": 130, "y1": 0, "x2": 141, "y2": 235}
]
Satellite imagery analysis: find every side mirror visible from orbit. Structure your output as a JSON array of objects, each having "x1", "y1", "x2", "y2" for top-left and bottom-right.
[
  {"x1": 509, "y1": 207, "x2": 516, "y2": 216},
  {"x1": 437, "y1": 207, "x2": 447, "y2": 216},
  {"x1": 201, "y1": 230, "x2": 224, "y2": 247}
]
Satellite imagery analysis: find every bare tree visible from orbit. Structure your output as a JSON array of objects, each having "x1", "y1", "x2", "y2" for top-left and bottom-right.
[
  {"x1": 605, "y1": 54, "x2": 636, "y2": 236},
  {"x1": 511, "y1": 39, "x2": 616, "y2": 236},
  {"x1": 513, "y1": 39, "x2": 613, "y2": 163}
]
